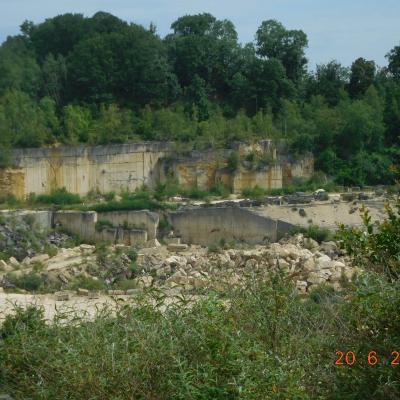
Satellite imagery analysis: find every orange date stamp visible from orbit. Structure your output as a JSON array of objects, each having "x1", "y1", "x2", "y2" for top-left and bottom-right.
[{"x1": 335, "y1": 350, "x2": 400, "y2": 366}]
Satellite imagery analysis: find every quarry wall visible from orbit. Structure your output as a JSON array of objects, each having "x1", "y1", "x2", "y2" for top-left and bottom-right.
[
  {"x1": 0, "y1": 206, "x2": 295, "y2": 246},
  {"x1": 0, "y1": 141, "x2": 313, "y2": 199},
  {"x1": 53, "y1": 210, "x2": 156, "y2": 245},
  {"x1": 169, "y1": 207, "x2": 294, "y2": 245},
  {"x1": 1, "y1": 142, "x2": 171, "y2": 199}
]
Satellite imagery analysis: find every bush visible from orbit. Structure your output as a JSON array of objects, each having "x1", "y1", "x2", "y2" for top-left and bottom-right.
[
  {"x1": 95, "y1": 219, "x2": 114, "y2": 232},
  {"x1": 337, "y1": 201, "x2": 400, "y2": 280},
  {"x1": 7, "y1": 272, "x2": 43, "y2": 291},
  {"x1": 0, "y1": 274, "x2": 399, "y2": 399},
  {"x1": 226, "y1": 151, "x2": 239, "y2": 171},
  {"x1": 241, "y1": 185, "x2": 267, "y2": 199},
  {"x1": 34, "y1": 187, "x2": 81, "y2": 205},
  {"x1": 290, "y1": 224, "x2": 333, "y2": 243},
  {"x1": 67, "y1": 274, "x2": 106, "y2": 291},
  {"x1": 210, "y1": 182, "x2": 230, "y2": 197}
]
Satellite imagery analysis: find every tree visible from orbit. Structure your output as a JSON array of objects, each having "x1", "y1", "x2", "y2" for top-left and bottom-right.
[
  {"x1": 255, "y1": 20, "x2": 308, "y2": 81},
  {"x1": 0, "y1": 36, "x2": 41, "y2": 97},
  {"x1": 63, "y1": 105, "x2": 93, "y2": 144},
  {"x1": 166, "y1": 13, "x2": 239, "y2": 99},
  {"x1": 67, "y1": 25, "x2": 177, "y2": 107},
  {"x1": 21, "y1": 14, "x2": 90, "y2": 60},
  {"x1": 91, "y1": 104, "x2": 133, "y2": 144},
  {"x1": 185, "y1": 74, "x2": 210, "y2": 121},
  {"x1": 0, "y1": 90, "x2": 51, "y2": 147},
  {"x1": 229, "y1": 44, "x2": 294, "y2": 113},
  {"x1": 42, "y1": 53, "x2": 67, "y2": 105},
  {"x1": 386, "y1": 45, "x2": 400, "y2": 80},
  {"x1": 307, "y1": 61, "x2": 349, "y2": 106},
  {"x1": 349, "y1": 57, "x2": 375, "y2": 98}
]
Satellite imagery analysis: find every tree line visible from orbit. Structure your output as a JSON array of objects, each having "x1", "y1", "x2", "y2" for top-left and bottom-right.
[{"x1": 0, "y1": 11, "x2": 399, "y2": 185}]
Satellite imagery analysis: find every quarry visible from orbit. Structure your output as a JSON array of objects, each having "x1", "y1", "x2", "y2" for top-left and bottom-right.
[{"x1": 0, "y1": 140, "x2": 392, "y2": 322}]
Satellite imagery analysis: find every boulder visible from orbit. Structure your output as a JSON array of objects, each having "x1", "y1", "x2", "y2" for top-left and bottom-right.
[
  {"x1": 296, "y1": 280, "x2": 308, "y2": 293},
  {"x1": 0, "y1": 260, "x2": 12, "y2": 272},
  {"x1": 165, "y1": 255, "x2": 187, "y2": 269},
  {"x1": 108, "y1": 289, "x2": 125, "y2": 295},
  {"x1": 77, "y1": 288, "x2": 89, "y2": 296},
  {"x1": 302, "y1": 257, "x2": 316, "y2": 272},
  {"x1": 245, "y1": 258, "x2": 258, "y2": 270},
  {"x1": 55, "y1": 291, "x2": 70, "y2": 301},
  {"x1": 30, "y1": 254, "x2": 50, "y2": 264},
  {"x1": 136, "y1": 253, "x2": 145, "y2": 265},
  {"x1": 320, "y1": 241, "x2": 339, "y2": 257},
  {"x1": 8, "y1": 257, "x2": 19, "y2": 267},
  {"x1": 79, "y1": 244, "x2": 96, "y2": 254},
  {"x1": 134, "y1": 275, "x2": 153, "y2": 288},
  {"x1": 166, "y1": 271, "x2": 188, "y2": 285},
  {"x1": 156, "y1": 265, "x2": 172, "y2": 277},
  {"x1": 299, "y1": 208, "x2": 307, "y2": 217},
  {"x1": 316, "y1": 255, "x2": 332, "y2": 269},
  {"x1": 88, "y1": 290, "x2": 100, "y2": 299},
  {"x1": 307, "y1": 269, "x2": 332, "y2": 285},
  {"x1": 303, "y1": 238, "x2": 319, "y2": 252},
  {"x1": 167, "y1": 243, "x2": 189, "y2": 252}
]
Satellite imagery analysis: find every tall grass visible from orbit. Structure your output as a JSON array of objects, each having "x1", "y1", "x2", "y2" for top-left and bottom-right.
[{"x1": 0, "y1": 272, "x2": 399, "y2": 399}]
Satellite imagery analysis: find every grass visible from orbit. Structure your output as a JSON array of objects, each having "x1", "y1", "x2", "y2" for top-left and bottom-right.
[
  {"x1": 29, "y1": 187, "x2": 82, "y2": 206},
  {"x1": 66, "y1": 274, "x2": 106, "y2": 291},
  {"x1": 0, "y1": 272, "x2": 399, "y2": 399},
  {"x1": 290, "y1": 224, "x2": 334, "y2": 243},
  {"x1": 5, "y1": 272, "x2": 43, "y2": 291}
]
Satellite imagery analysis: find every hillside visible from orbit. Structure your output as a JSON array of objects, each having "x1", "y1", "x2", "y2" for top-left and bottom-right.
[{"x1": 0, "y1": 12, "x2": 399, "y2": 185}]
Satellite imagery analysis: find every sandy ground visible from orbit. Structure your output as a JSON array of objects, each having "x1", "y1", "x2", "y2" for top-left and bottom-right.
[
  {"x1": 0, "y1": 292, "x2": 134, "y2": 323},
  {"x1": 0, "y1": 290, "x2": 198, "y2": 323},
  {"x1": 255, "y1": 199, "x2": 388, "y2": 229}
]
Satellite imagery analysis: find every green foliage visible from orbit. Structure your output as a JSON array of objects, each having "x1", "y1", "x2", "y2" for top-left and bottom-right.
[
  {"x1": 6, "y1": 272, "x2": 43, "y2": 291},
  {"x1": 0, "y1": 274, "x2": 399, "y2": 399},
  {"x1": 67, "y1": 274, "x2": 106, "y2": 291},
  {"x1": 241, "y1": 185, "x2": 267, "y2": 199},
  {"x1": 256, "y1": 19, "x2": 308, "y2": 81},
  {"x1": 0, "y1": 12, "x2": 398, "y2": 186},
  {"x1": 337, "y1": 201, "x2": 400, "y2": 280},
  {"x1": 95, "y1": 219, "x2": 114, "y2": 232},
  {"x1": 33, "y1": 187, "x2": 81, "y2": 205},
  {"x1": 290, "y1": 224, "x2": 333, "y2": 243},
  {"x1": 0, "y1": 305, "x2": 45, "y2": 340},
  {"x1": 226, "y1": 151, "x2": 239, "y2": 171}
]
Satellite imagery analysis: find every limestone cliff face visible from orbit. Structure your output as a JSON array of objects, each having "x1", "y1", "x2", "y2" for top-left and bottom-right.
[{"x1": 0, "y1": 141, "x2": 313, "y2": 199}]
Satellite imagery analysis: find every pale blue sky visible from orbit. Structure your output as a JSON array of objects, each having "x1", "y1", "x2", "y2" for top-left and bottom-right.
[{"x1": 0, "y1": 0, "x2": 399, "y2": 69}]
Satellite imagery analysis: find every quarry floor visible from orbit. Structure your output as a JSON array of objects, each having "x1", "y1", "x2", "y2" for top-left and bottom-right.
[{"x1": 253, "y1": 198, "x2": 387, "y2": 229}]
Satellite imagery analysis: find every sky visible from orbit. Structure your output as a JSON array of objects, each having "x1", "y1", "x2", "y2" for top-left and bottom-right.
[{"x1": 0, "y1": 0, "x2": 399, "y2": 69}]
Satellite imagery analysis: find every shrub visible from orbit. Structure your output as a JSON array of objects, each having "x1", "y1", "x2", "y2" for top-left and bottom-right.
[
  {"x1": 67, "y1": 274, "x2": 106, "y2": 291},
  {"x1": 95, "y1": 219, "x2": 114, "y2": 232},
  {"x1": 181, "y1": 186, "x2": 209, "y2": 200},
  {"x1": 43, "y1": 243, "x2": 58, "y2": 257},
  {"x1": 1, "y1": 274, "x2": 399, "y2": 399},
  {"x1": 210, "y1": 182, "x2": 230, "y2": 197},
  {"x1": 7, "y1": 272, "x2": 43, "y2": 291},
  {"x1": 290, "y1": 224, "x2": 333, "y2": 243},
  {"x1": 241, "y1": 185, "x2": 266, "y2": 199},
  {"x1": 104, "y1": 191, "x2": 116, "y2": 201},
  {"x1": 34, "y1": 187, "x2": 81, "y2": 205},
  {"x1": 226, "y1": 151, "x2": 239, "y2": 171},
  {"x1": 337, "y1": 201, "x2": 400, "y2": 280}
]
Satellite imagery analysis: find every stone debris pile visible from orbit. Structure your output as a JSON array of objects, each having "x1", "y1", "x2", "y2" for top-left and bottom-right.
[{"x1": 0, "y1": 234, "x2": 357, "y2": 296}]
